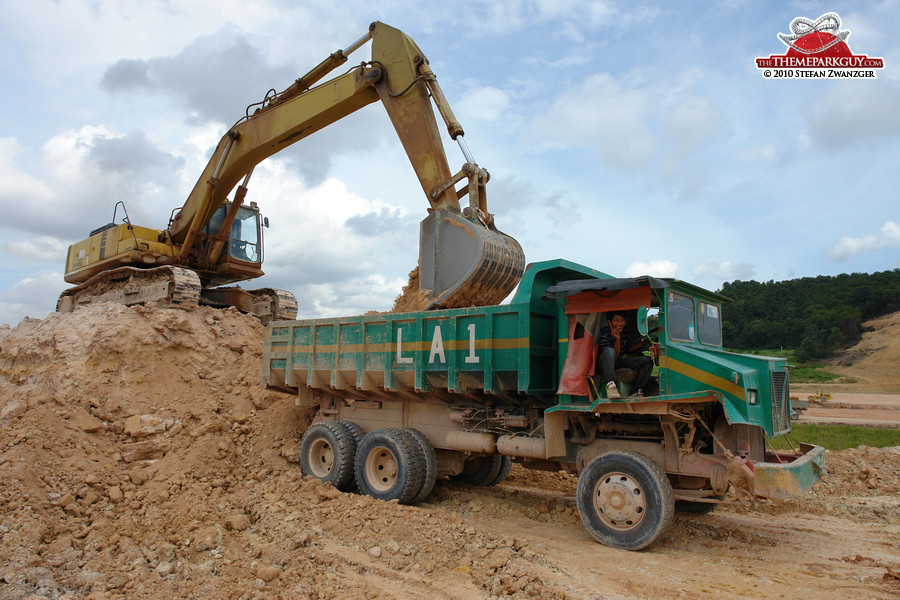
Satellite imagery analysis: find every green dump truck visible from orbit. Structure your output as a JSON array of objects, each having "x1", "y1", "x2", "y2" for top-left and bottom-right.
[{"x1": 262, "y1": 259, "x2": 825, "y2": 550}]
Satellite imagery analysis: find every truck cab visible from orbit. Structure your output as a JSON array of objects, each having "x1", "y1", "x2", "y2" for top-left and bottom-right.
[{"x1": 548, "y1": 274, "x2": 792, "y2": 440}]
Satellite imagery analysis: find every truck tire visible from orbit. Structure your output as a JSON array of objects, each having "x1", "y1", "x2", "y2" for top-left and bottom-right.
[
  {"x1": 404, "y1": 428, "x2": 438, "y2": 503},
  {"x1": 451, "y1": 454, "x2": 503, "y2": 486},
  {"x1": 487, "y1": 455, "x2": 512, "y2": 486},
  {"x1": 355, "y1": 428, "x2": 426, "y2": 505},
  {"x1": 336, "y1": 420, "x2": 365, "y2": 446},
  {"x1": 576, "y1": 450, "x2": 674, "y2": 551},
  {"x1": 299, "y1": 422, "x2": 358, "y2": 491}
]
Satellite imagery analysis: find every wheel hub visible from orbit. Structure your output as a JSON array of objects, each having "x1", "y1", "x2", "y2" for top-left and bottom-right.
[
  {"x1": 308, "y1": 439, "x2": 334, "y2": 478},
  {"x1": 365, "y1": 445, "x2": 399, "y2": 492},
  {"x1": 593, "y1": 471, "x2": 646, "y2": 530}
]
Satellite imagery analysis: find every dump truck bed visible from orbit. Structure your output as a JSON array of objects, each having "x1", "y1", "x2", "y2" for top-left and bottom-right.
[{"x1": 263, "y1": 303, "x2": 557, "y2": 402}]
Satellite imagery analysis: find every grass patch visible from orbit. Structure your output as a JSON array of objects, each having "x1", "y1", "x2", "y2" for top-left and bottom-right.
[
  {"x1": 771, "y1": 423, "x2": 900, "y2": 451},
  {"x1": 788, "y1": 364, "x2": 849, "y2": 383}
]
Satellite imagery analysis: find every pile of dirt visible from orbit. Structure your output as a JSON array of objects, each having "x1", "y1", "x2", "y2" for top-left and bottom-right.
[
  {"x1": 1, "y1": 304, "x2": 899, "y2": 599},
  {"x1": 0, "y1": 304, "x2": 564, "y2": 600},
  {"x1": 829, "y1": 311, "x2": 900, "y2": 392},
  {"x1": 390, "y1": 267, "x2": 433, "y2": 313}
]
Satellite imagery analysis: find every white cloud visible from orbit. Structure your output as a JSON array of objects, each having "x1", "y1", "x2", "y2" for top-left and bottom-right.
[
  {"x1": 0, "y1": 236, "x2": 70, "y2": 263},
  {"x1": 663, "y1": 96, "x2": 726, "y2": 154},
  {"x1": 456, "y1": 86, "x2": 511, "y2": 123},
  {"x1": 0, "y1": 272, "x2": 64, "y2": 327},
  {"x1": 809, "y1": 84, "x2": 900, "y2": 148},
  {"x1": 533, "y1": 73, "x2": 657, "y2": 170},
  {"x1": 691, "y1": 260, "x2": 755, "y2": 282},
  {"x1": 625, "y1": 260, "x2": 678, "y2": 278},
  {"x1": 829, "y1": 221, "x2": 900, "y2": 261},
  {"x1": 0, "y1": 126, "x2": 189, "y2": 241}
]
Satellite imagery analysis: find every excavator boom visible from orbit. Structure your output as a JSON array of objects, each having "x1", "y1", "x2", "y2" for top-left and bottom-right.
[{"x1": 168, "y1": 21, "x2": 524, "y2": 309}]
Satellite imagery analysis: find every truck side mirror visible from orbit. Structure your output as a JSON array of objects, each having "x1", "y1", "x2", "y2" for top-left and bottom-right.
[
  {"x1": 263, "y1": 217, "x2": 270, "y2": 228},
  {"x1": 637, "y1": 306, "x2": 648, "y2": 336}
]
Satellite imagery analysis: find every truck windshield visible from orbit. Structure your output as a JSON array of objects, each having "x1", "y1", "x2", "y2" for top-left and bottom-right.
[
  {"x1": 667, "y1": 292, "x2": 695, "y2": 342},
  {"x1": 698, "y1": 301, "x2": 722, "y2": 346}
]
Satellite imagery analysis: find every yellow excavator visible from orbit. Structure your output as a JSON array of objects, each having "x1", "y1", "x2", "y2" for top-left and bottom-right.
[{"x1": 58, "y1": 22, "x2": 525, "y2": 321}]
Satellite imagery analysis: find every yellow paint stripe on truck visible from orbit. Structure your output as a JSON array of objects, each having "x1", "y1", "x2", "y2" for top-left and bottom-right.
[{"x1": 659, "y1": 355, "x2": 747, "y2": 401}]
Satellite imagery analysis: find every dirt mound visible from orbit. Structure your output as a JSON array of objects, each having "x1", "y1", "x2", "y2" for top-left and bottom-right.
[{"x1": 0, "y1": 304, "x2": 563, "y2": 599}]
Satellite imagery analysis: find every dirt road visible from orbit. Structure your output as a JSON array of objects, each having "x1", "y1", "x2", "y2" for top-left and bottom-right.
[
  {"x1": 793, "y1": 390, "x2": 900, "y2": 427},
  {"x1": 1, "y1": 304, "x2": 898, "y2": 599}
]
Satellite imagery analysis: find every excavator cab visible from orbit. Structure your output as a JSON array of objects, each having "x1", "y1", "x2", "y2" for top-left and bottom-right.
[{"x1": 206, "y1": 202, "x2": 263, "y2": 265}]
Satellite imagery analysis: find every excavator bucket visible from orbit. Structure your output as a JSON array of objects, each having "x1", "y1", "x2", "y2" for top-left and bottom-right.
[{"x1": 419, "y1": 209, "x2": 525, "y2": 309}]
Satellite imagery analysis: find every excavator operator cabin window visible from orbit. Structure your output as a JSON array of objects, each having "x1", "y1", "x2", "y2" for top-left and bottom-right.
[
  {"x1": 667, "y1": 292, "x2": 695, "y2": 342},
  {"x1": 228, "y1": 207, "x2": 261, "y2": 263}
]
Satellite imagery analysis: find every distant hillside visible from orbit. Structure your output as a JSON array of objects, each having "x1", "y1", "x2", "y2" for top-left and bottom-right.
[
  {"x1": 830, "y1": 311, "x2": 900, "y2": 392},
  {"x1": 719, "y1": 269, "x2": 900, "y2": 360}
]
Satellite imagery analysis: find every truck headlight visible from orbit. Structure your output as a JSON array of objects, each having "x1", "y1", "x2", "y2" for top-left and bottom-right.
[{"x1": 748, "y1": 390, "x2": 758, "y2": 405}]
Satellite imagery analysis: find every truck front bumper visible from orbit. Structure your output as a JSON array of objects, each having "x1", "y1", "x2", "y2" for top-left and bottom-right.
[{"x1": 753, "y1": 443, "x2": 827, "y2": 500}]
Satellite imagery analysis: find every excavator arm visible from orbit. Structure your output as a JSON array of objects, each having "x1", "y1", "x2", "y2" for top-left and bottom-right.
[{"x1": 167, "y1": 21, "x2": 524, "y2": 309}]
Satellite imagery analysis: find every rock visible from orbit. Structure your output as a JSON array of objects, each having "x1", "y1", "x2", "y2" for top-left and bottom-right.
[
  {"x1": 121, "y1": 440, "x2": 164, "y2": 463},
  {"x1": 80, "y1": 491, "x2": 100, "y2": 506},
  {"x1": 124, "y1": 415, "x2": 173, "y2": 438},
  {"x1": 314, "y1": 484, "x2": 342, "y2": 500},
  {"x1": 70, "y1": 409, "x2": 103, "y2": 433},
  {"x1": 485, "y1": 548, "x2": 512, "y2": 570},
  {"x1": 256, "y1": 565, "x2": 280, "y2": 582},
  {"x1": 231, "y1": 397, "x2": 254, "y2": 424},
  {"x1": 368, "y1": 546, "x2": 382, "y2": 559},
  {"x1": 280, "y1": 444, "x2": 302, "y2": 463},
  {"x1": 225, "y1": 514, "x2": 251, "y2": 531},
  {"x1": 107, "y1": 486, "x2": 124, "y2": 504},
  {"x1": 52, "y1": 493, "x2": 76, "y2": 507},
  {"x1": 192, "y1": 526, "x2": 219, "y2": 551}
]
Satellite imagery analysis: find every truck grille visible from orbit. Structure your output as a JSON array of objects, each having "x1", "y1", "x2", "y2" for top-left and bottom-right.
[{"x1": 771, "y1": 371, "x2": 790, "y2": 434}]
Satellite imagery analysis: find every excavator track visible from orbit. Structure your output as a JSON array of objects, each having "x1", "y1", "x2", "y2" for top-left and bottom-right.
[
  {"x1": 199, "y1": 286, "x2": 298, "y2": 325},
  {"x1": 57, "y1": 266, "x2": 202, "y2": 313}
]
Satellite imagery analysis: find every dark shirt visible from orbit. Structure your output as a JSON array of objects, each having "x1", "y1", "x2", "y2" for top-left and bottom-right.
[
  {"x1": 597, "y1": 325, "x2": 645, "y2": 358},
  {"x1": 597, "y1": 325, "x2": 624, "y2": 357}
]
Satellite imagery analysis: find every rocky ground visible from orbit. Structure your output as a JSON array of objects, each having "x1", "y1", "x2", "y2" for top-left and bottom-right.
[{"x1": 0, "y1": 304, "x2": 898, "y2": 599}]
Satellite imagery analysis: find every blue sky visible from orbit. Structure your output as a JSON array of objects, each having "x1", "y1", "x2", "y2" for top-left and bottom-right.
[{"x1": 1, "y1": 0, "x2": 898, "y2": 327}]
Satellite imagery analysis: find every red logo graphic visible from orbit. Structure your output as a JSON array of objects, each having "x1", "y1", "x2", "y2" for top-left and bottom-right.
[{"x1": 756, "y1": 12, "x2": 884, "y2": 79}]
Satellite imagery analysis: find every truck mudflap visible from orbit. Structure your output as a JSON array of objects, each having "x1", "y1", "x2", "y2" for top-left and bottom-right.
[{"x1": 752, "y1": 443, "x2": 826, "y2": 500}]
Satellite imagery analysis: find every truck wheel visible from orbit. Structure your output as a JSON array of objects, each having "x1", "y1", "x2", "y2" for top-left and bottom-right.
[
  {"x1": 487, "y1": 455, "x2": 512, "y2": 486},
  {"x1": 576, "y1": 450, "x2": 674, "y2": 550},
  {"x1": 355, "y1": 428, "x2": 426, "y2": 505},
  {"x1": 452, "y1": 454, "x2": 503, "y2": 486},
  {"x1": 299, "y1": 422, "x2": 357, "y2": 491},
  {"x1": 404, "y1": 428, "x2": 438, "y2": 503}
]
